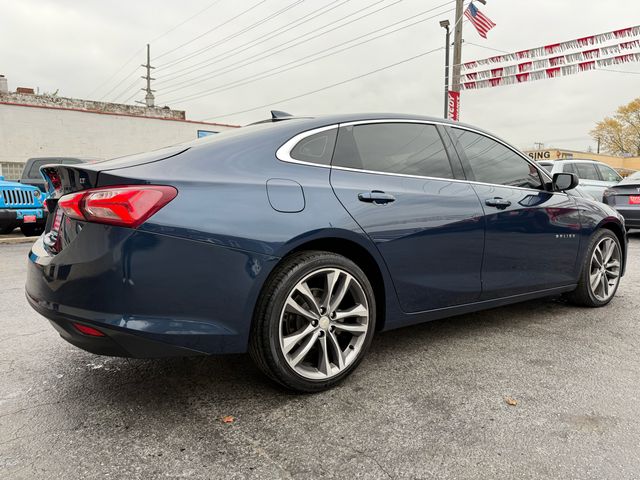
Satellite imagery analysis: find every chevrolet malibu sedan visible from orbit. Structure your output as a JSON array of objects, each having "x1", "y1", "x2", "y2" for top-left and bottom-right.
[{"x1": 26, "y1": 113, "x2": 627, "y2": 392}]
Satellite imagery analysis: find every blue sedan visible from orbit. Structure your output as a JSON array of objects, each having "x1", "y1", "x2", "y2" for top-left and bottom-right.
[{"x1": 26, "y1": 113, "x2": 627, "y2": 392}]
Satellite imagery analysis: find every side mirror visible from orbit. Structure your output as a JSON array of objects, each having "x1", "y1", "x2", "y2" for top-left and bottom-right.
[{"x1": 552, "y1": 172, "x2": 579, "y2": 192}]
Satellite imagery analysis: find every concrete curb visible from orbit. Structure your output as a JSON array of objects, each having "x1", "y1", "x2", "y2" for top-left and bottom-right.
[{"x1": 0, "y1": 236, "x2": 37, "y2": 245}]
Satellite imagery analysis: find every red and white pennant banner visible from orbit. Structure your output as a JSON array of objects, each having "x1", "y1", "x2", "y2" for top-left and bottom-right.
[
  {"x1": 461, "y1": 52, "x2": 640, "y2": 90},
  {"x1": 462, "y1": 40, "x2": 640, "y2": 81},
  {"x1": 461, "y1": 25, "x2": 640, "y2": 70}
]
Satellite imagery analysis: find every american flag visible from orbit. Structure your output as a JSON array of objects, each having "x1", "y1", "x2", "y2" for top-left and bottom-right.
[{"x1": 464, "y1": 3, "x2": 496, "y2": 39}]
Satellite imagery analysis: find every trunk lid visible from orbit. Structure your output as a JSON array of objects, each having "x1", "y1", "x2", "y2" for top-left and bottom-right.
[{"x1": 40, "y1": 146, "x2": 189, "y2": 252}]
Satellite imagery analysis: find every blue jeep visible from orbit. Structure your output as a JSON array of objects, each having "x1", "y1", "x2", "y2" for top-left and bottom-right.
[{"x1": 0, "y1": 176, "x2": 47, "y2": 236}]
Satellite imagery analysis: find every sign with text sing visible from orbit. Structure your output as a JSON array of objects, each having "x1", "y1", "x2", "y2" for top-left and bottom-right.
[{"x1": 448, "y1": 91, "x2": 460, "y2": 121}]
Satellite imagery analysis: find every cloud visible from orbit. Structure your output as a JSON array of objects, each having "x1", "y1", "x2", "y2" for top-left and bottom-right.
[{"x1": 1, "y1": 0, "x2": 638, "y2": 151}]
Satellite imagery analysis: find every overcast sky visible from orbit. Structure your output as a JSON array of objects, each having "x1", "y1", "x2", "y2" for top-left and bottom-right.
[{"x1": 2, "y1": 0, "x2": 639, "y2": 150}]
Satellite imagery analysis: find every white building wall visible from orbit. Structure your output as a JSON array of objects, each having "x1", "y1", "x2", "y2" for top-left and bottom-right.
[{"x1": 0, "y1": 102, "x2": 236, "y2": 176}]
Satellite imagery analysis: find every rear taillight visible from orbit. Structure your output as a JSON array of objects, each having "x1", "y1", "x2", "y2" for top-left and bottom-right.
[{"x1": 57, "y1": 185, "x2": 177, "y2": 228}]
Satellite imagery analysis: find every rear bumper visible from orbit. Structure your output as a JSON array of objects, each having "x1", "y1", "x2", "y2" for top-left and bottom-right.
[
  {"x1": 27, "y1": 291, "x2": 203, "y2": 357},
  {"x1": 615, "y1": 207, "x2": 640, "y2": 228},
  {"x1": 25, "y1": 226, "x2": 279, "y2": 357},
  {"x1": 0, "y1": 208, "x2": 46, "y2": 227}
]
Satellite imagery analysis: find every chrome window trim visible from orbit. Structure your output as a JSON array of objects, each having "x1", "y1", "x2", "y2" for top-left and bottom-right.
[
  {"x1": 275, "y1": 118, "x2": 564, "y2": 195},
  {"x1": 275, "y1": 124, "x2": 338, "y2": 168}
]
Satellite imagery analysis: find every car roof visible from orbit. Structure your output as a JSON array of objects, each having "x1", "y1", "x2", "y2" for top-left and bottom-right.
[
  {"x1": 26, "y1": 157, "x2": 94, "y2": 161},
  {"x1": 556, "y1": 158, "x2": 611, "y2": 165},
  {"x1": 240, "y1": 112, "x2": 506, "y2": 145}
]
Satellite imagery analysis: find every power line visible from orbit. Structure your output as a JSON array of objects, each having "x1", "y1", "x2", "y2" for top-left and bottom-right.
[
  {"x1": 155, "y1": 0, "x2": 386, "y2": 84},
  {"x1": 112, "y1": 76, "x2": 142, "y2": 103},
  {"x1": 87, "y1": 0, "x2": 224, "y2": 100},
  {"x1": 154, "y1": 0, "x2": 350, "y2": 82},
  {"x1": 464, "y1": 41, "x2": 509, "y2": 54},
  {"x1": 157, "y1": 0, "x2": 309, "y2": 71},
  {"x1": 200, "y1": 46, "x2": 444, "y2": 121},
  {"x1": 87, "y1": 50, "x2": 143, "y2": 99},
  {"x1": 149, "y1": 0, "x2": 224, "y2": 44},
  {"x1": 99, "y1": 65, "x2": 141, "y2": 101},
  {"x1": 597, "y1": 67, "x2": 640, "y2": 75},
  {"x1": 155, "y1": 0, "x2": 268, "y2": 61},
  {"x1": 156, "y1": 0, "x2": 409, "y2": 95},
  {"x1": 161, "y1": 2, "x2": 456, "y2": 105}
]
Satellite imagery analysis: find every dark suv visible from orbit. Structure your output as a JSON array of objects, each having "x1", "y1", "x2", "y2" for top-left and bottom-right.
[{"x1": 21, "y1": 157, "x2": 94, "y2": 192}]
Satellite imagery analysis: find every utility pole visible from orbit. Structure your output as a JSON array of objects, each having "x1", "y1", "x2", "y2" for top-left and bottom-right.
[
  {"x1": 534, "y1": 142, "x2": 544, "y2": 150},
  {"x1": 450, "y1": 0, "x2": 465, "y2": 94},
  {"x1": 138, "y1": 44, "x2": 155, "y2": 108},
  {"x1": 440, "y1": 20, "x2": 451, "y2": 118},
  {"x1": 597, "y1": 137, "x2": 601, "y2": 154}
]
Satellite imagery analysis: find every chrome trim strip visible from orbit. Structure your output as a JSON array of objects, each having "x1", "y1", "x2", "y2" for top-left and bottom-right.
[
  {"x1": 330, "y1": 165, "x2": 552, "y2": 194},
  {"x1": 275, "y1": 124, "x2": 338, "y2": 166},
  {"x1": 275, "y1": 118, "x2": 559, "y2": 193}
]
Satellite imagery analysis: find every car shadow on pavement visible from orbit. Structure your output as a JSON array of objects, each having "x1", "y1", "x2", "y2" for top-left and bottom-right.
[{"x1": 42, "y1": 294, "x2": 572, "y2": 412}]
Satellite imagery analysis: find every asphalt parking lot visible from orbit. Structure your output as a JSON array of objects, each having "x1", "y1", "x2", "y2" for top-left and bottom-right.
[{"x1": 2, "y1": 234, "x2": 640, "y2": 479}]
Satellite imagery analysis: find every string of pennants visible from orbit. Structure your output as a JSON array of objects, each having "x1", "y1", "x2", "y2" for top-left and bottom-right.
[
  {"x1": 461, "y1": 52, "x2": 640, "y2": 90},
  {"x1": 461, "y1": 25, "x2": 640, "y2": 70},
  {"x1": 462, "y1": 40, "x2": 640, "y2": 81}
]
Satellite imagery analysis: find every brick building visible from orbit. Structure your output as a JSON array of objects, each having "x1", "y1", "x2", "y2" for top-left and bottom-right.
[{"x1": 0, "y1": 75, "x2": 237, "y2": 180}]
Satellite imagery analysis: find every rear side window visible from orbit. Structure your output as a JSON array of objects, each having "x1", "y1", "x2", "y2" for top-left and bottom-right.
[
  {"x1": 596, "y1": 164, "x2": 621, "y2": 182},
  {"x1": 290, "y1": 129, "x2": 337, "y2": 165},
  {"x1": 574, "y1": 163, "x2": 600, "y2": 181},
  {"x1": 450, "y1": 128, "x2": 542, "y2": 189},
  {"x1": 562, "y1": 163, "x2": 576, "y2": 174},
  {"x1": 332, "y1": 123, "x2": 454, "y2": 179},
  {"x1": 24, "y1": 159, "x2": 52, "y2": 178}
]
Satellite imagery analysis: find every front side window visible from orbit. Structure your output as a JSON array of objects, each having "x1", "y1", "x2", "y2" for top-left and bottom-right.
[
  {"x1": 290, "y1": 129, "x2": 337, "y2": 165},
  {"x1": 574, "y1": 163, "x2": 600, "y2": 181},
  {"x1": 450, "y1": 128, "x2": 542, "y2": 189},
  {"x1": 332, "y1": 123, "x2": 454, "y2": 179},
  {"x1": 596, "y1": 164, "x2": 622, "y2": 182}
]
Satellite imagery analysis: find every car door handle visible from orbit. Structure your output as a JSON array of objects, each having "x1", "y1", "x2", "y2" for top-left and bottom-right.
[
  {"x1": 358, "y1": 191, "x2": 396, "y2": 204},
  {"x1": 485, "y1": 197, "x2": 511, "y2": 209}
]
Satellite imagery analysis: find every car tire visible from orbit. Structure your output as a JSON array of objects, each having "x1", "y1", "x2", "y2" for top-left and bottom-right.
[
  {"x1": 0, "y1": 225, "x2": 15, "y2": 234},
  {"x1": 565, "y1": 229, "x2": 622, "y2": 307},
  {"x1": 250, "y1": 251, "x2": 376, "y2": 392},
  {"x1": 20, "y1": 225, "x2": 44, "y2": 237}
]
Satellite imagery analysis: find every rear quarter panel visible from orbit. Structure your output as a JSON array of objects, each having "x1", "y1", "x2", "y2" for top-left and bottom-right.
[{"x1": 95, "y1": 125, "x2": 402, "y2": 345}]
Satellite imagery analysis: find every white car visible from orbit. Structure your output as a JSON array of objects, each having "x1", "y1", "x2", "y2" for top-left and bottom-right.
[{"x1": 537, "y1": 159, "x2": 622, "y2": 201}]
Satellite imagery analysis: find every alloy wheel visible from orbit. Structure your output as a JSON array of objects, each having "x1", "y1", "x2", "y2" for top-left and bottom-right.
[
  {"x1": 278, "y1": 267, "x2": 370, "y2": 380},
  {"x1": 589, "y1": 236, "x2": 621, "y2": 302}
]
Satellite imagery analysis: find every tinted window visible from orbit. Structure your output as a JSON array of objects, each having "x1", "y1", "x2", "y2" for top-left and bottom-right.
[
  {"x1": 290, "y1": 129, "x2": 337, "y2": 165},
  {"x1": 333, "y1": 123, "x2": 453, "y2": 179},
  {"x1": 61, "y1": 158, "x2": 83, "y2": 165},
  {"x1": 596, "y1": 164, "x2": 621, "y2": 182},
  {"x1": 451, "y1": 129, "x2": 542, "y2": 189},
  {"x1": 563, "y1": 163, "x2": 576, "y2": 174},
  {"x1": 24, "y1": 159, "x2": 52, "y2": 178},
  {"x1": 574, "y1": 163, "x2": 600, "y2": 181}
]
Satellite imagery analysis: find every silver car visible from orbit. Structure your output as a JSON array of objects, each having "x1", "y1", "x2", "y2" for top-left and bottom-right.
[{"x1": 537, "y1": 159, "x2": 622, "y2": 200}]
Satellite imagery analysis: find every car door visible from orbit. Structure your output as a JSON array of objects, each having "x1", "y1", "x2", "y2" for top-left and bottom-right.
[
  {"x1": 447, "y1": 127, "x2": 581, "y2": 300},
  {"x1": 330, "y1": 121, "x2": 485, "y2": 313}
]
